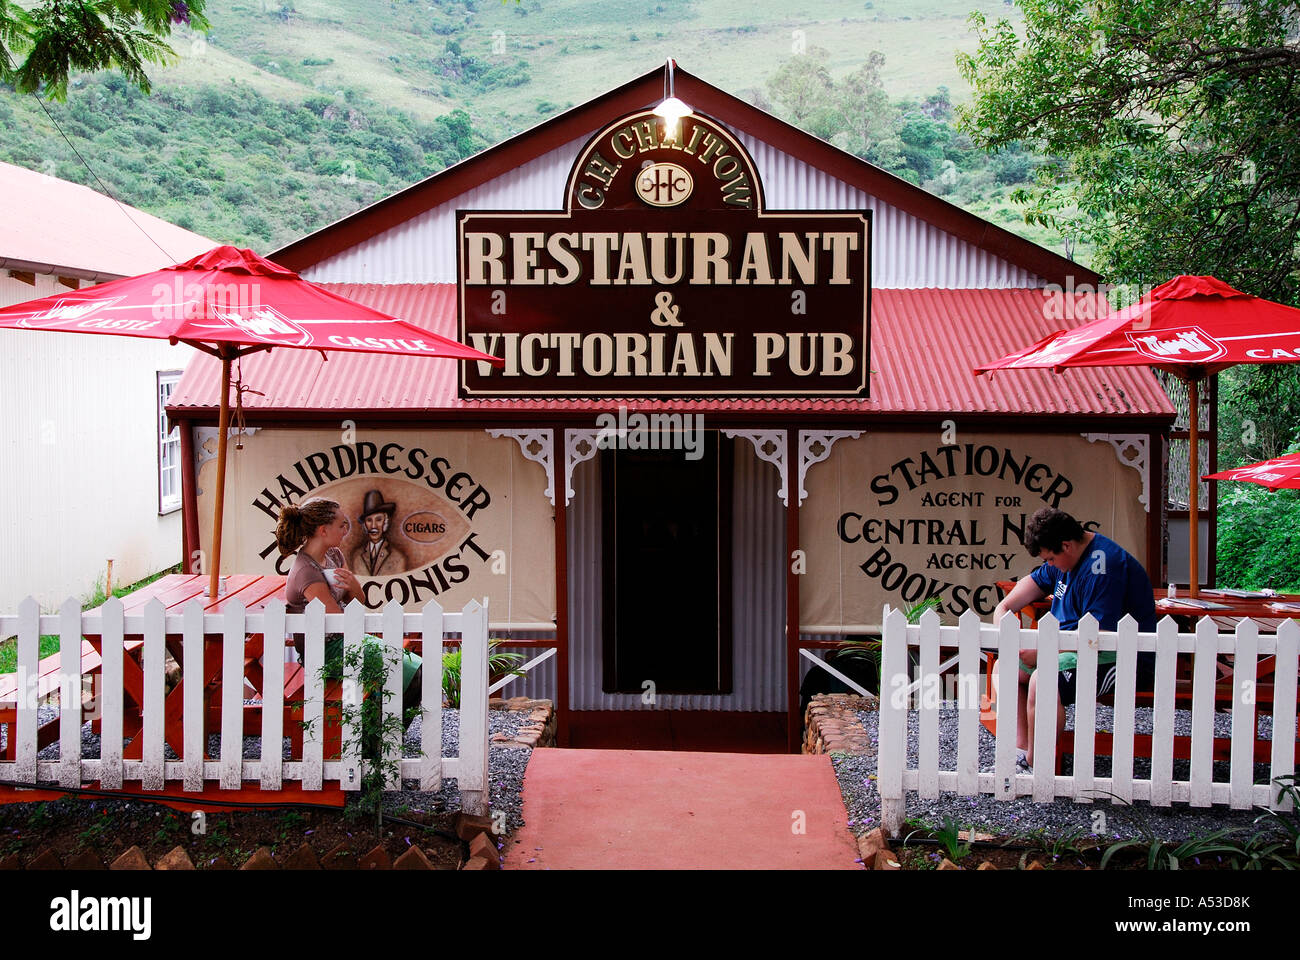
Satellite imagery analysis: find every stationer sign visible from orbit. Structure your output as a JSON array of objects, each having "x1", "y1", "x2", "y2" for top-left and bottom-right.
[{"x1": 458, "y1": 109, "x2": 871, "y2": 397}]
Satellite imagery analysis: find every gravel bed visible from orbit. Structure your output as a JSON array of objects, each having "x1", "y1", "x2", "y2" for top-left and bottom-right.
[
  {"x1": 13, "y1": 705, "x2": 533, "y2": 835},
  {"x1": 835, "y1": 703, "x2": 1297, "y2": 843}
]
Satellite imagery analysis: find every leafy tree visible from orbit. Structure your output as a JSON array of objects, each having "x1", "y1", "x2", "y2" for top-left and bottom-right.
[
  {"x1": 1218, "y1": 365, "x2": 1300, "y2": 465},
  {"x1": 767, "y1": 49, "x2": 837, "y2": 135},
  {"x1": 956, "y1": 0, "x2": 1300, "y2": 302},
  {"x1": 1, "y1": 0, "x2": 208, "y2": 100},
  {"x1": 956, "y1": 0, "x2": 1300, "y2": 585},
  {"x1": 897, "y1": 112, "x2": 949, "y2": 184},
  {"x1": 827, "y1": 52, "x2": 901, "y2": 169}
]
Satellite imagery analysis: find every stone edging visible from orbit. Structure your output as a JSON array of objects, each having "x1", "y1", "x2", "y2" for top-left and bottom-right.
[
  {"x1": 489, "y1": 696, "x2": 556, "y2": 748},
  {"x1": 803, "y1": 692, "x2": 878, "y2": 756}
]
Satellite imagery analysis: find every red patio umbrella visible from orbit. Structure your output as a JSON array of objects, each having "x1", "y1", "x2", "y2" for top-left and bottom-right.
[
  {"x1": 1203, "y1": 452, "x2": 1300, "y2": 492},
  {"x1": 0, "y1": 245, "x2": 502, "y2": 599},
  {"x1": 975, "y1": 275, "x2": 1300, "y2": 596}
]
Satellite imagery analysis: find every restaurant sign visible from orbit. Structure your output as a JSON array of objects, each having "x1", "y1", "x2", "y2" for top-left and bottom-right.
[{"x1": 458, "y1": 109, "x2": 871, "y2": 397}]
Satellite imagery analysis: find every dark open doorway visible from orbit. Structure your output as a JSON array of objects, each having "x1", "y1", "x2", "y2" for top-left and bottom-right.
[{"x1": 601, "y1": 435, "x2": 733, "y2": 696}]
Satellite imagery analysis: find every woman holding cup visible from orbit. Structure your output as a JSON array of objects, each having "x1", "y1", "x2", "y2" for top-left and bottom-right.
[{"x1": 275, "y1": 496, "x2": 423, "y2": 717}]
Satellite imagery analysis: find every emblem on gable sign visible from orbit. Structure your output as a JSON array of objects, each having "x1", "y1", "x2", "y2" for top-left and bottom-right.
[{"x1": 635, "y1": 162, "x2": 694, "y2": 207}]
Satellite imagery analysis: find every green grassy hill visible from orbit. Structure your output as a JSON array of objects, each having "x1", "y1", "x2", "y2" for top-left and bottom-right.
[
  {"x1": 152, "y1": 0, "x2": 1024, "y2": 126},
  {"x1": 1, "y1": 0, "x2": 1082, "y2": 260}
]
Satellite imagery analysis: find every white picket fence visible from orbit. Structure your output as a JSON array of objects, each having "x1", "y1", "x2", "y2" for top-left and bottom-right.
[
  {"x1": 0, "y1": 595, "x2": 490, "y2": 815},
  {"x1": 878, "y1": 609, "x2": 1299, "y2": 835}
]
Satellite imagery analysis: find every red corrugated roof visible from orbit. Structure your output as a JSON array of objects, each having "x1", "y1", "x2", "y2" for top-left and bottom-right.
[
  {"x1": 167, "y1": 285, "x2": 1175, "y2": 419},
  {"x1": 0, "y1": 161, "x2": 215, "y2": 279}
]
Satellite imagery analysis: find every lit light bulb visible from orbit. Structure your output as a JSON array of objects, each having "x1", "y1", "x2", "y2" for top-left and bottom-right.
[
  {"x1": 654, "y1": 59, "x2": 692, "y2": 141},
  {"x1": 654, "y1": 95, "x2": 692, "y2": 140}
]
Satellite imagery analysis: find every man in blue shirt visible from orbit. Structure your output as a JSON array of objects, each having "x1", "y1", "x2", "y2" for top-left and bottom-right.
[{"x1": 992, "y1": 508, "x2": 1158, "y2": 769}]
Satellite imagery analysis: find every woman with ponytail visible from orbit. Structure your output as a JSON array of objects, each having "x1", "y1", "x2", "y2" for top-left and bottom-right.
[{"x1": 276, "y1": 497, "x2": 423, "y2": 718}]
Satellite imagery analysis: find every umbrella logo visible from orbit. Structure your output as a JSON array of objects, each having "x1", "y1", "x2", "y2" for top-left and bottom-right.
[
  {"x1": 211, "y1": 305, "x2": 312, "y2": 346},
  {"x1": 1126, "y1": 326, "x2": 1226, "y2": 363},
  {"x1": 1010, "y1": 331, "x2": 1094, "y2": 367},
  {"x1": 21, "y1": 296, "x2": 126, "y2": 328}
]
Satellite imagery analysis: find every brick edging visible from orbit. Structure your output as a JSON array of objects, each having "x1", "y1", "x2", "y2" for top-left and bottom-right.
[
  {"x1": 489, "y1": 696, "x2": 556, "y2": 748},
  {"x1": 803, "y1": 693, "x2": 877, "y2": 756}
]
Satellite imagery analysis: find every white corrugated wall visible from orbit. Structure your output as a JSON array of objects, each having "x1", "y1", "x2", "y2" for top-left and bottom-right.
[
  {"x1": 304, "y1": 127, "x2": 1042, "y2": 289},
  {"x1": 564, "y1": 435, "x2": 785, "y2": 711},
  {"x1": 0, "y1": 273, "x2": 192, "y2": 619}
]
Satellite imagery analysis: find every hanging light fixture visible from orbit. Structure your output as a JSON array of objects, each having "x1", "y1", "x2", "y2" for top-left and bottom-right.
[{"x1": 653, "y1": 58, "x2": 692, "y2": 136}]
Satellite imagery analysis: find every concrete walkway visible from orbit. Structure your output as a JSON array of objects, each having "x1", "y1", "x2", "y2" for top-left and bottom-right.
[{"x1": 503, "y1": 748, "x2": 861, "y2": 870}]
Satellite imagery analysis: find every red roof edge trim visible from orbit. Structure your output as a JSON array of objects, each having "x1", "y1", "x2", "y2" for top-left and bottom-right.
[{"x1": 272, "y1": 65, "x2": 1098, "y2": 288}]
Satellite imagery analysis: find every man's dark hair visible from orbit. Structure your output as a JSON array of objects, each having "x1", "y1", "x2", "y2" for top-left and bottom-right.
[{"x1": 1023, "y1": 507, "x2": 1085, "y2": 556}]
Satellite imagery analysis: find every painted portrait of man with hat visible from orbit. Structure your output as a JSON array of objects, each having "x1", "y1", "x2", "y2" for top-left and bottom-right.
[{"x1": 348, "y1": 488, "x2": 411, "y2": 576}]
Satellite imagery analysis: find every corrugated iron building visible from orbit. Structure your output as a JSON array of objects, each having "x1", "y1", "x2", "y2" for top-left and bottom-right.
[
  {"x1": 169, "y1": 66, "x2": 1176, "y2": 750},
  {"x1": 0, "y1": 163, "x2": 214, "y2": 615}
]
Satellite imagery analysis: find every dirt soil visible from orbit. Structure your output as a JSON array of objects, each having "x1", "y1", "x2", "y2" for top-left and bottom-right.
[{"x1": 0, "y1": 795, "x2": 466, "y2": 869}]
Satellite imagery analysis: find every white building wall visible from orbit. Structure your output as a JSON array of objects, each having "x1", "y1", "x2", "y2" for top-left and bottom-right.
[
  {"x1": 304, "y1": 131, "x2": 1042, "y2": 289},
  {"x1": 0, "y1": 273, "x2": 194, "y2": 618}
]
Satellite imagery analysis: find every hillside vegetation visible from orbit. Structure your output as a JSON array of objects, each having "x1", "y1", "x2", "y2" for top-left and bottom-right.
[{"x1": 1, "y1": 0, "x2": 1073, "y2": 256}]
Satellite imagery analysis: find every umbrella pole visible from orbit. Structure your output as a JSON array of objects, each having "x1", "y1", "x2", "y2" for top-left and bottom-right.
[
  {"x1": 208, "y1": 351, "x2": 233, "y2": 600},
  {"x1": 1187, "y1": 375, "x2": 1201, "y2": 598}
]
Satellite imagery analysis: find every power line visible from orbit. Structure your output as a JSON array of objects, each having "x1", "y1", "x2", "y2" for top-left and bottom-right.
[{"x1": 3, "y1": 47, "x2": 181, "y2": 266}]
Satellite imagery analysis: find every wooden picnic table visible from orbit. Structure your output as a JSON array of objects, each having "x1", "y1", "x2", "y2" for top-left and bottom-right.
[
  {"x1": 82, "y1": 573, "x2": 439, "y2": 762},
  {"x1": 83, "y1": 573, "x2": 290, "y2": 760},
  {"x1": 994, "y1": 579, "x2": 1300, "y2": 631},
  {"x1": 987, "y1": 580, "x2": 1300, "y2": 766}
]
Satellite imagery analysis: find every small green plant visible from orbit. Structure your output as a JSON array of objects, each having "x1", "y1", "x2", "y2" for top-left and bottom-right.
[
  {"x1": 931, "y1": 816, "x2": 974, "y2": 862},
  {"x1": 1014, "y1": 827, "x2": 1090, "y2": 870},
  {"x1": 1099, "y1": 823, "x2": 1243, "y2": 871},
  {"x1": 76, "y1": 815, "x2": 114, "y2": 850},
  {"x1": 836, "y1": 597, "x2": 942, "y2": 663},
  {"x1": 275, "y1": 809, "x2": 306, "y2": 842},
  {"x1": 1237, "y1": 775, "x2": 1300, "y2": 870},
  {"x1": 203, "y1": 816, "x2": 235, "y2": 854},
  {"x1": 26, "y1": 802, "x2": 53, "y2": 830},
  {"x1": 1091, "y1": 792, "x2": 1234, "y2": 869},
  {"x1": 1022, "y1": 825, "x2": 1092, "y2": 864},
  {"x1": 905, "y1": 815, "x2": 973, "y2": 862},
  {"x1": 442, "y1": 641, "x2": 524, "y2": 708},
  {"x1": 316, "y1": 639, "x2": 407, "y2": 832}
]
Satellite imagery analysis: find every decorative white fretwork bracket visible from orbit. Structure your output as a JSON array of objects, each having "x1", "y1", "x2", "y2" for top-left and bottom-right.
[
  {"x1": 563, "y1": 429, "x2": 602, "y2": 506},
  {"x1": 1081, "y1": 433, "x2": 1150, "y2": 511},
  {"x1": 194, "y1": 425, "x2": 262, "y2": 497},
  {"x1": 487, "y1": 429, "x2": 556, "y2": 505},
  {"x1": 722, "y1": 430, "x2": 789, "y2": 506},
  {"x1": 797, "y1": 431, "x2": 862, "y2": 506}
]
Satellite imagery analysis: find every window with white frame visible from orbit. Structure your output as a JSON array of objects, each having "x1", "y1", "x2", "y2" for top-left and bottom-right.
[{"x1": 158, "y1": 371, "x2": 183, "y2": 514}]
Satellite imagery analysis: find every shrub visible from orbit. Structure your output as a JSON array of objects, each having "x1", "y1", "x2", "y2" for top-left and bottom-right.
[{"x1": 1217, "y1": 484, "x2": 1300, "y2": 590}]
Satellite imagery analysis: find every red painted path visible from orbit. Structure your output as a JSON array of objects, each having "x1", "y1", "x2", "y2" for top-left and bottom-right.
[{"x1": 503, "y1": 749, "x2": 861, "y2": 870}]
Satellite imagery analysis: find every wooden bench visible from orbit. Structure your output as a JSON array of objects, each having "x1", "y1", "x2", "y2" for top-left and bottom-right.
[
  {"x1": 982, "y1": 593, "x2": 1299, "y2": 770},
  {"x1": 0, "y1": 642, "x2": 101, "y2": 761}
]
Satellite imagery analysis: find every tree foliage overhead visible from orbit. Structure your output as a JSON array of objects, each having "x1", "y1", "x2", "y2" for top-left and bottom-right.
[
  {"x1": 0, "y1": 0, "x2": 207, "y2": 99},
  {"x1": 956, "y1": 0, "x2": 1300, "y2": 302},
  {"x1": 766, "y1": 48, "x2": 1045, "y2": 204}
]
